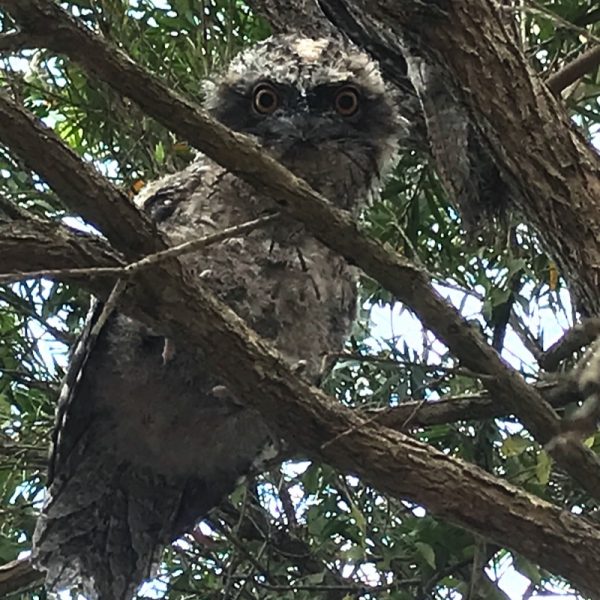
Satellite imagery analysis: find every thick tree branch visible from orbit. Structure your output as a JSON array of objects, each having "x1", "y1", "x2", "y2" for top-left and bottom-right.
[
  {"x1": 4, "y1": 203, "x2": 600, "y2": 597},
  {"x1": 1, "y1": 2, "x2": 600, "y2": 593},
  {"x1": 540, "y1": 318, "x2": 600, "y2": 372},
  {"x1": 2, "y1": 0, "x2": 600, "y2": 499},
  {"x1": 39, "y1": 250, "x2": 600, "y2": 598},
  {"x1": 0, "y1": 31, "x2": 49, "y2": 51},
  {"x1": 317, "y1": 0, "x2": 600, "y2": 317},
  {"x1": 0, "y1": 215, "x2": 579, "y2": 431},
  {"x1": 0, "y1": 98, "x2": 159, "y2": 261},
  {"x1": 0, "y1": 557, "x2": 42, "y2": 595},
  {"x1": 546, "y1": 45, "x2": 600, "y2": 96},
  {"x1": 0, "y1": 217, "x2": 123, "y2": 282}
]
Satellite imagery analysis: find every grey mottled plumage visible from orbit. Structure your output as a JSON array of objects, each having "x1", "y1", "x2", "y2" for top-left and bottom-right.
[{"x1": 33, "y1": 34, "x2": 402, "y2": 599}]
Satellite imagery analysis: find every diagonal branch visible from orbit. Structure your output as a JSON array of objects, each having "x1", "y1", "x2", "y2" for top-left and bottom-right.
[
  {"x1": 0, "y1": 215, "x2": 584, "y2": 427},
  {"x1": 540, "y1": 318, "x2": 600, "y2": 372},
  {"x1": 0, "y1": 557, "x2": 42, "y2": 596},
  {"x1": 2, "y1": 0, "x2": 600, "y2": 499},
  {"x1": 0, "y1": 31, "x2": 49, "y2": 51},
  {"x1": 317, "y1": 0, "x2": 600, "y2": 316},
  {"x1": 3, "y1": 169, "x2": 600, "y2": 596},
  {"x1": 0, "y1": 217, "x2": 582, "y2": 431},
  {"x1": 0, "y1": 214, "x2": 279, "y2": 285},
  {"x1": 0, "y1": 93, "x2": 158, "y2": 261},
  {"x1": 546, "y1": 45, "x2": 600, "y2": 96},
  {"x1": 0, "y1": 218, "x2": 123, "y2": 283},
  {"x1": 0, "y1": 219, "x2": 580, "y2": 431},
  {"x1": 1, "y1": 2, "x2": 600, "y2": 592}
]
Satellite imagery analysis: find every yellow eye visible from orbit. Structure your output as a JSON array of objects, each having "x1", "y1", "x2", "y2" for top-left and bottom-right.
[
  {"x1": 252, "y1": 83, "x2": 279, "y2": 114},
  {"x1": 334, "y1": 86, "x2": 360, "y2": 116}
]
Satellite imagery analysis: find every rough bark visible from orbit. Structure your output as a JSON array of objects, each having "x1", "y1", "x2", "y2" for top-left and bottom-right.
[
  {"x1": 0, "y1": 69, "x2": 599, "y2": 600},
  {"x1": 0, "y1": 217, "x2": 584, "y2": 427},
  {"x1": 0, "y1": 0, "x2": 600, "y2": 595},
  {"x1": 3, "y1": 178, "x2": 600, "y2": 596},
  {"x1": 249, "y1": 0, "x2": 600, "y2": 314},
  {"x1": 3, "y1": 0, "x2": 600, "y2": 498},
  {"x1": 0, "y1": 558, "x2": 42, "y2": 595},
  {"x1": 0, "y1": 218, "x2": 123, "y2": 281},
  {"x1": 316, "y1": 0, "x2": 600, "y2": 317}
]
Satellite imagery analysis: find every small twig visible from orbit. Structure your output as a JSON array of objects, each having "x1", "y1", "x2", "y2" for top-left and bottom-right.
[
  {"x1": 398, "y1": 397, "x2": 430, "y2": 430},
  {"x1": 468, "y1": 538, "x2": 486, "y2": 599},
  {"x1": 124, "y1": 213, "x2": 279, "y2": 273},
  {"x1": 221, "y1": 485, "x2": 250, "y2": 600},
  {"x1": 231, "y1": 540, "x2": 271, "y2": 600},
  {"x1": 214, "y1": 524, "x2": 270, "y2": 581},
  {"x1": 89, "y1": 278, "x2": 128, "y2": 339},
  {"x1": 271, "y1": 469, "x2": 298, "y2": 530},
  {"x1": 0, "y1": 213, "x2": 279, "y2": 284}
]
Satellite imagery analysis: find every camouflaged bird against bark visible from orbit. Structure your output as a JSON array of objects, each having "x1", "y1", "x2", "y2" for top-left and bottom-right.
[{"x1": 33, "y1": 34, "x2": 403, "y2": 600}]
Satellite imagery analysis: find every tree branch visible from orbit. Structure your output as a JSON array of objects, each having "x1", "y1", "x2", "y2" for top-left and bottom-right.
[
  {"x1": 546, "y1": 45, "x2": 600, "y2": 95},
  {"x1": 317, "y1": 0, "x2": 600, "y2": 318},
  {"x1": 0, "y1": 214, "x2": 278, "y2": 285},
  {"x1": 0, "y1": 557, "x2": 42, "y2": 596},
  {"x1": 0, "y1": 220, "x2": 580, "y2": 433},
  {"x1": 539, "y1": 318, "x2": 600, "y2": 372},
  {"x1": 2, "y1": 0, "x2": 600, "y2": 500},
  {"x1": 368, "y1": 381, "x2": 581, "y2": 430},
  {"x1": 1, "y1": 2, "x2": 600, "y2": 593},
  {"x1": 5, "y1": 214, "x2": 600, "y2": 594},
  {"x1": 0, "y1": 31, "x2": 50, "y2": 51},
  {"x1": 0, "y1": 218, "x2": 123, "y2": 283}
]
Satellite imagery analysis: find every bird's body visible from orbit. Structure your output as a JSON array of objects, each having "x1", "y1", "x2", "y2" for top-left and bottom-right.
[{"x1": 33, "y1": 35, "x2": 402, "y2": 599}]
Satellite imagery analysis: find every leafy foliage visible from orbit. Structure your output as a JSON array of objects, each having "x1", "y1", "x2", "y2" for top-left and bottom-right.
[{"x1": 0, "y1": 1, "x2": 598, "y2": 599}]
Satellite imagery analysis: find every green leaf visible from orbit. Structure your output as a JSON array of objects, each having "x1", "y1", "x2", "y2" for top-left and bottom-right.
[
  {"x1": 415, "y1": 541, "x2": 436, "y2": 569},
  {"x1": 154, "y1": 140, "x2": 166, "y2": 164},
  {"x1": 535, "y1": 450, "x2": 552, "y2": 485},
  {"x1": 501, "y1": 435, "x2": 531, "y2": 457}
]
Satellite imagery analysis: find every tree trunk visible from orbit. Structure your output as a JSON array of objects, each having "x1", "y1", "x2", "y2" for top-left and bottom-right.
[{"x1": 315, "y1": 0, "x2": 600, "y2": 315}]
